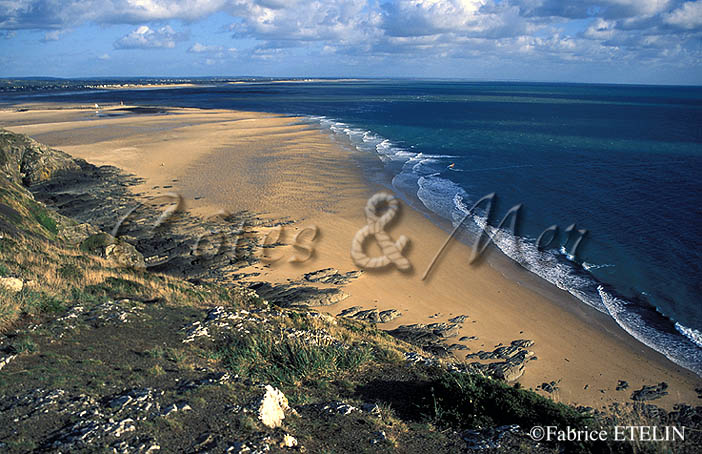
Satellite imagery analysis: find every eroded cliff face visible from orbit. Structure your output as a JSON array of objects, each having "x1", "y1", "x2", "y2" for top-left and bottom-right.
[
  {"x1": 0, "y1": 129, "x2": 143, "y2": 265},
  {"x1": 0, "y1": 129, "x2": 81, "y2": 186}
]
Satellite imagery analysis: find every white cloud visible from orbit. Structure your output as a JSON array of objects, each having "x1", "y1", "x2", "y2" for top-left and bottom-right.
[
  {"x1": 381, "y1": 0, "x2": 489, "y2": 37},
  {"x1": 0, "y1": 1, "x2": 229, "y2": 30},
  {"x1": 226, "y1": 0, "x2": 378, "y2": 44},
  {"x1": 114, "y1": 25, "x2": 187, "y2": 49},
  {"x1": 0, "y1": 0, "x2": 700, "y2": 72},
  {"x1": 664, "y1": 1, "x2": 702, "y2": 29},
  {"x1": 515, "y1": 0, "x2": 675, "y2": 20},
  {"x1": 583, "y1": 18, "x2": 616, "y2": 40},
  {"x1": 188, "y1": 42, "x2": 235, "y2": 53},
  {"x1": 98, "y1": 53, "x2": 111, "y2": 60},
  {"x1": 41, "y1": 29, "x2": 71, "y2": 42}
]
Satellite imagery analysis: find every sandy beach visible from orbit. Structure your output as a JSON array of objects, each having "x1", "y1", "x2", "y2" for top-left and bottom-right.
[{"x1": 1, "y1": 103, "x2": 699, "y2": 411}]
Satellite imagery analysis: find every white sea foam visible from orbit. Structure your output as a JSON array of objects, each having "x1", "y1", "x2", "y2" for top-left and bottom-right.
[
  {"x1": 675, "y1": 323, "x2": 702, "y2": 349},
  {"x1": 600, "y1": 287, "x2": 702, "y2": 376},
  {"x1": 453, "y1": 195, "x2": 608, "y2": 313},
  {"x1": 312, "y1": 114, "x2": 702, "y2": 377},
  {"x1": 582, "y1": 262, "x2": 615, "y2": 271}
]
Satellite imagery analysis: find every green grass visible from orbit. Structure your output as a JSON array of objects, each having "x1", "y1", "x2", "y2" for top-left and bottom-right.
[
  {"x1": 15, "y1": 289, "x2": 67, "y2": 316},
  {"x1": 423, "y1": 371, "x2": 622, "y2": 454},
  {"x1": 28, "y1": 202, "x2": 58, "y2": 235},
  {"x1": 0, "y1": 237, "x2": 16, "y2": 253},
  {"x1": 69, "y1": 286, "x2": 105, "y2": 305},
  {"x1": 83, "y1": 276, "x2": 146, "y2": 298},
  {"x1": 428, "y1": 371, "x2": 586, "y2": 429},
  {"x1": 219, "y1": 329, "x2": 373, "y2": 387},
  {"x1": 11, "y1": 336, "x2": 38, "y2": 354},
  {"x1": 79, "y1": 233, "x2": 114, "y2": 254},
  {"x1": 57, "y1": 263, "x2": 83, "y2": 281}
]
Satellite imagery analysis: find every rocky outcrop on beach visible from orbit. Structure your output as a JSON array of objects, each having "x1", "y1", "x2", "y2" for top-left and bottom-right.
[
  {"x1": 0, "y1": 129, "x2": 80, "y2": 186},
  {"x1": 388, "y1": 322, "x2": 462, "y2": 357},
  {"x1": 303, "y1": 268, "x2": 361, "y2": 285},
  {"x1": 337, "y1": 306, "x2": 402, "y2": 323},
  {"x1": 248, "y1": 280, "x2": 350, "y2": 308},
  {"x1": 631, "y1": 382, "x2": 669, "y2": 401},
  {"x1": 463, "y1": 339, "x2": 536, "y2": 382}
]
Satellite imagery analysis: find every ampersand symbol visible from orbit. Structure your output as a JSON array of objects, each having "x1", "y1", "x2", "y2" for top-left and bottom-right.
[{"x1": 350, "y1": 192, "x2": 411, "y2": 271}]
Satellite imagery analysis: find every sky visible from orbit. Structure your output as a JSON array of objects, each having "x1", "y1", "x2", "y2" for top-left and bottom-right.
[{"x1": 0, "y1": 0, "x2": 701, "y2": 84}]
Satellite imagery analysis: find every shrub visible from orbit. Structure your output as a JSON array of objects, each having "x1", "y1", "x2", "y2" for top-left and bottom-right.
[
  {"x1": 79, "y1": 233, "x2": 114, "y2": 254},
  {"x1": 84, "y1": 276, "x2": 145, "y2": 298},
  {"x1": 428, "y1": 371, "x2": 586, "y2": 430},
  {"x1": 219, "y1": 329, "x2": 373, "y2": 387},
  {"x1": 58, "y1": 263, "x2": 83, "y2": 281},
  {"x1": 28, "y1": 202, "x2": 58, "y2": 235},
  {"x1": 16, "y1": 289, "x2": 66, "y2": 316}
]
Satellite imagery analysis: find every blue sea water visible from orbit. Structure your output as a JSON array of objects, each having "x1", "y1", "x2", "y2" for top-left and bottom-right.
[{"x1": 3, "y1": 80, "x2": 702, "y2": 374}]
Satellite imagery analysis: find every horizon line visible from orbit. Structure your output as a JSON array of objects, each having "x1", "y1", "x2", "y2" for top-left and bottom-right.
[{"x1": 2, "y1": 76, "x2": 701, "y2": 88}]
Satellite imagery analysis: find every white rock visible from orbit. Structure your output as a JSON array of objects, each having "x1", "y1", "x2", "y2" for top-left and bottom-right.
[
  {"x1": 280, "y1": 434, "x2": 298, "y2": 448},
  {"x1": 227, "y1": 442, "x2": 251, "y2": 453},
  {"x1": 109, "y1": 418, "x2": 135, "y2": 438},
  {"x1": 371, "y1": 430, "x2": 388, "y2": 445},
  {"x1": 322, "y1": 401, "x2": 358, "y2": 415},
  {"x1": 0, "y1": 277, "x2": 23, "y2": 293},
  {"x1": 257, "y1": 385, "x2": 289, "y2": 429},
  {"x1": 0, "y1": 355, "x2": 17, "y2": 371}
]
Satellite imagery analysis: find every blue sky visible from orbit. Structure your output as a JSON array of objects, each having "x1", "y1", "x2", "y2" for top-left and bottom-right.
[{"x1": 1, "y1": 1, "x2": 701, "y2": 84}]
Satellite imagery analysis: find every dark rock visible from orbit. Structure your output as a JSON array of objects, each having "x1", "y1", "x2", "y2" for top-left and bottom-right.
[
  {"x1": 616, "y1": 380, "x2": 629, "y2": 391},
  {"x1": 510, "y1": 339, "x2": 534, "y2": 348},
  {"x1": 303, "y1": 268, "x2": 361, "y2": 285},
  {"x1": 370, "y1": 430, "x2": 388, "y2": 445},
  {"x1": 538, "y1": 381, "x2": 559, "y2": 393},
  {"x1": 465, "y1": 339, "x2": 536, "y2": 382},
  {"x1": 0, "y1": 129, "x2": 81, "y2": 186},
  {"x1": 668, "y1": 403, "x2": 702, "y2": 428},
  {"x1": 350, "y1": 309, "x2": 380, "y2": 322},
  {"x1": 388, "y1": 323, "x2": 462, "y2": 357},
  {"x1": 631, "y1": 382, "x2": 669, "y2": 401},
  {"x1": 249, "y1": 281, "x2": 348, "y2": 307},
  {"x1": 341, "y1": 307, "x2": 402, "y2": 324},
  {"x1": 337, "y1": 306, "x2": 362, "y2": 317},
  {"x1": 489, "y1": 362, "x2": 524, "y2": 382},
  {"x1": 462, "y1": 424, "x2": 520, "y2": 450},
  {"x1": 378, "y1": 309, "x2": 401, "y2": 323}
]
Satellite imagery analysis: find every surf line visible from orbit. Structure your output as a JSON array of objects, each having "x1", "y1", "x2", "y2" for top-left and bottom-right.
[{"x1": 421, "y1": 192, "x2": 588, "y2": 281}]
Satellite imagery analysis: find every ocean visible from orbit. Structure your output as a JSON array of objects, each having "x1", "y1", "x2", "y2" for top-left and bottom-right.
[{"x1": 3, "y1": 80, "x2": 701, "y2": 375}]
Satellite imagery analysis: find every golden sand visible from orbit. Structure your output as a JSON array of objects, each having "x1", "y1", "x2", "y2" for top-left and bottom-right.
[{"x1": 2, "y1": 103, "x2": 699, "y2": 410}]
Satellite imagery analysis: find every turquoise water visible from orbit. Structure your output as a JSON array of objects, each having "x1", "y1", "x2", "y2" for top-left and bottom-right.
[{"x1": 4, "y1": 80, "x2": 701, "y2": 374}]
